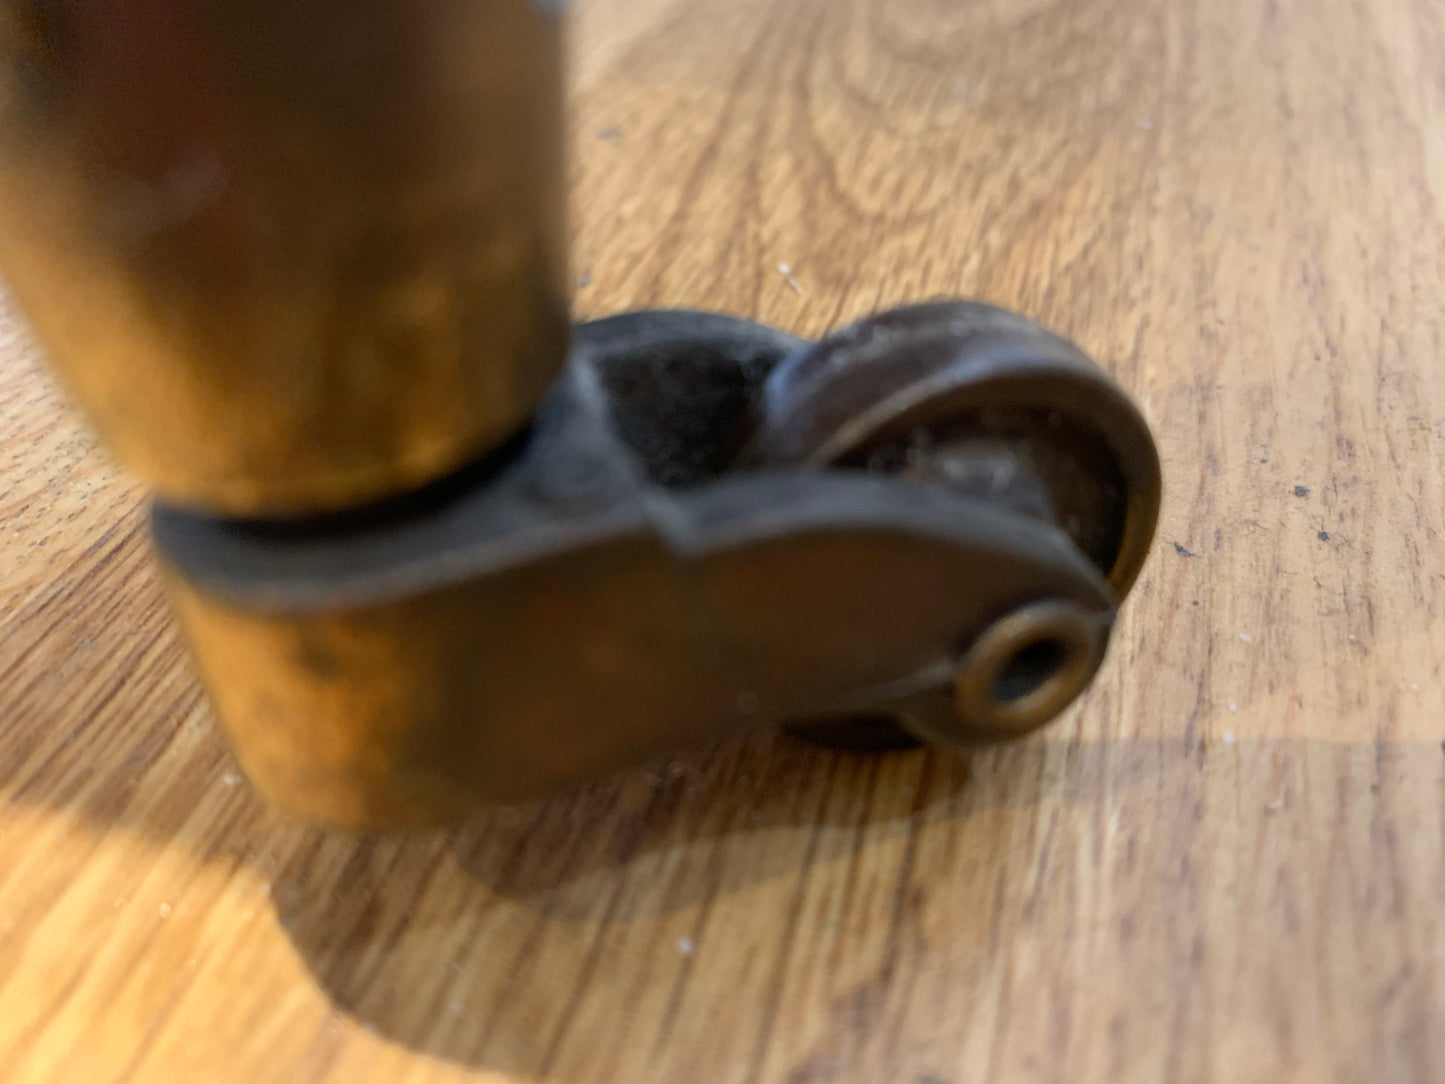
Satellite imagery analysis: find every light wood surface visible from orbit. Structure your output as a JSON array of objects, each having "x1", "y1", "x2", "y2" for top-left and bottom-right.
[{"x1": 3, "y1": 0, "x2": 1444, "y2": 1080}]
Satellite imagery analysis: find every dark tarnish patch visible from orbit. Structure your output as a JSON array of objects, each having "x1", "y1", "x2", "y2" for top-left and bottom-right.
[{"x1": 598, "y1": 343, "x2": 781, "y2": 488}]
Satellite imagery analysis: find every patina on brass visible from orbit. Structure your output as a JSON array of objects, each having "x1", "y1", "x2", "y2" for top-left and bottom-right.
[
  {"x1": 0, "y1": 0, "x2": 568, "y2": 515},
  {"x1": 152, "y1": 305, "x2": 1160, "y2": 827},
  {"x1": 0, "y1": 5, "x2": 1162, "y2": 830}
]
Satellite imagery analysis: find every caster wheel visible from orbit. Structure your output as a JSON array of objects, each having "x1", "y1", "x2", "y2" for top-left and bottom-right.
[{"x1": 748, "y1": 301, "x2": 1161, "y2": 748}]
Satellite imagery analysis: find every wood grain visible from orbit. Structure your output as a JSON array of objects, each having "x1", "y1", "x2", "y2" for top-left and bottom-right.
[{"x1": 3, "y1": 0, "x2": 1444, "y2": 1080}]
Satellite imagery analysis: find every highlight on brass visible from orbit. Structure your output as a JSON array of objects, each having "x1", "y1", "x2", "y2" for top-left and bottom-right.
[
  {"x1": 0, "y1": 0, "x2": 569, "y2": 515},
  {"x1": 0, "y1": 2, "x2": 1159, "y2": 829}
]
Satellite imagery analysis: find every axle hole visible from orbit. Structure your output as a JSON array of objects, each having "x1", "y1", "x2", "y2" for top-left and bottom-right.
[
  {"x1": 949, "y1": 600, "x2": 1105, "y2": 740},
  {"x1": 991, "y1": 637, "x2": 1070, "y2": 704}
]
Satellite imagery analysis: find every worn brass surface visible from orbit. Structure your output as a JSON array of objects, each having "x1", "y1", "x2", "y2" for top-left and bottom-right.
[
  {"x1": 744, "y1": 302, "x2": 1161, "y2": 596},
  {"x1": 151, "y1": 308, "x2": 1154, "y2": 829},
  {"x1": 0, "y1": 0, "x2": 568, "y2": 514},
  {"x1": 0, "y1": 6, "x2": 1160, "y2": 831}
]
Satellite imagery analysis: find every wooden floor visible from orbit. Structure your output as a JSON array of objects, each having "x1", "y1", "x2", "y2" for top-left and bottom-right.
[{"x1": 3, "y1": 0, "x2": 1444, "y2": 1080}]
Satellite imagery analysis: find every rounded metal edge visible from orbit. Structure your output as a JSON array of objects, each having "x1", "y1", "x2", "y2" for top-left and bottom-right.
[
  {"x1": 745, "y1": 300, "x2": 1161, "y2": 597},
  {"x1": 950, "y1": 599, "x2": 1106, "y2": 738}
]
